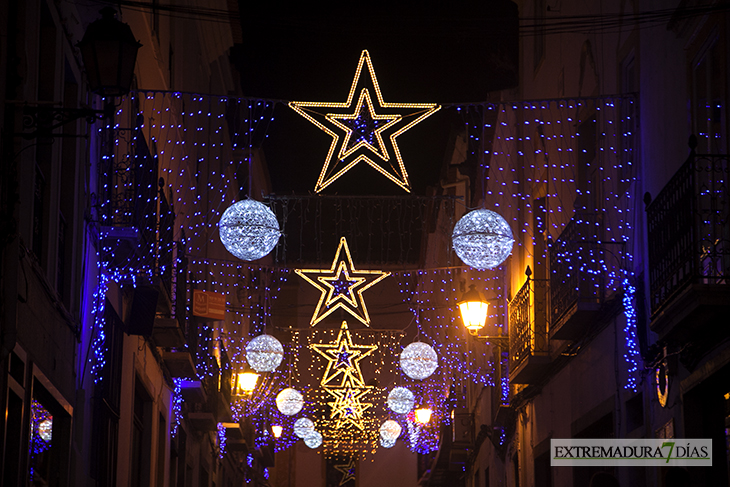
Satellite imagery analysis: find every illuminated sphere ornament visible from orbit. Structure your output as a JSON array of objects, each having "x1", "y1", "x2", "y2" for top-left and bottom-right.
[
  {"x1": 387, "y1": 387, "x2": 415, "y2": 414},
  {"x1": 304, "y1": 430, "x2": 322, "y2": 449},
  {"x1": 38, "y1": 420, "x2": 53, "y2": 442},
  {"x1": 276, "y1": 388, "x2": 304, "y2": 416},
  {"x1": 451, "y1": 209, "x2": 514, "y2": 270},
  {"x1": 219, "y1": 200, "x2": 281, "y2": 261},
  {"x1": 293, "y1": 418, "x2": 315, "y2": 439},
  {"x1": 400, "y1": 342, "x2": 438, "y2": 380},
  {"x1": 245, "y1": 334, "x2": 284, "y2": 372},
  {"x1": 380, "y1": 437, "x2": 396, "y2": 448},
  {"x1": 379, "y1": 420, "x2": 402, "y2": 442}
]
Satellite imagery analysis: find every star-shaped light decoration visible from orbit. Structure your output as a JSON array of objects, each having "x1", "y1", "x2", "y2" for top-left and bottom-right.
[
  {"x1": 289, "y1": 50, "x2": 441, "y2": 192},
  {"x1": 296, "y1": 237, "x2": 390, "y2": 327},
  {"x1": 311, "y1": 321, "x2": 377, "y2": 388},
  {"x1": 325, "y1": 386, "x2": 373, "y2": 431},
  {"x1": 334, "y1": 457, "x2": 357, "y2": 486}
]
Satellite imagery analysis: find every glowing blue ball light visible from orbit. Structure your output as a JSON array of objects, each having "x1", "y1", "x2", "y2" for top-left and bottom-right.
[
  {"x1": 245, "y1": 334, "x2": 284, "y2": 372},
  {"x1": 452, "y1": 209, "x2": 514, "y2": 270},
  {"x1": 219, "y1": 200, "x2": 281, "y2": 261},
  {"x1": 400, "y1": 342, "x2": 438, "y2": 380},
  {"x1": 387, "y1": 387, "x2": 415, "y2": 414}
]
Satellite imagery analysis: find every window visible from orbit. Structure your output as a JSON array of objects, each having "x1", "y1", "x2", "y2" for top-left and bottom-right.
[
  {"x1": 691, "y1": 31, "x2": 727, "y2": 153},
  {"x1": 132, "y1": 377, "x2": 153, "y2": 487}
]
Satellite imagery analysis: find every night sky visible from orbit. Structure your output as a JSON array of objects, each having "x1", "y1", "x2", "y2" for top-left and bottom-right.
[{"x1": 233, "y1": 0, "x2": 518, "y2": 195}]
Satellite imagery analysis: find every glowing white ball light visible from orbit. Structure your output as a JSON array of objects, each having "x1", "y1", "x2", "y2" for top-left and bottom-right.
[
  {"x1": 387, "y1": 387, "x2": 415, "y2": 414},
  {"x1": 452, "y1": 209, "x2": 514, "y2": 270},
  {"x1": 276, "y1": 388, "x2": 304, "y2": 416},
  {"x1": 304, "y1": 431, "x2": 322, "y2": 449},
  {"x1": 245, "y1": 334, "x2": 284, "y2": 372},
  {"x1": 219, "y1": 200, "x2": 281, "y2": 261},
  {"x1": 379, "y1": 420, "x2": 402, "y2": 442},
  {"x1": 400, "y1": 342, "x2": 438, "y2": 380},
  {"x1": 293, "y1": 417, "x2": 315, "y2": 439},
  {"x1": 380, "y1": 437, "x2": 396, "y2": 448}
]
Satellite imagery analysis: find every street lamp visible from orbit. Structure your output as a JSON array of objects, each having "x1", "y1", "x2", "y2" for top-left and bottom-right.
[
  {"x1": 232, "y1": 371, "x2": 259, "y2": 396},
  {"x1": 78, "y1": 7, "x2": 142, "y2": 97},
  {"x1": 458, "y1": 284, "x2": 490, "y2": 334},
  {"x1": 15, "y1": 7, "x2": 141, "y2": 139},
  {"x1": 458, "y1": 284, "x2": 508, "y2": 346},
  {"x1": 415, "y1": 407, "x2": 433, "y2": 424}
]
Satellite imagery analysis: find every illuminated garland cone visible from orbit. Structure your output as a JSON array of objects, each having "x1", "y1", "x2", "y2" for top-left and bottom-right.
[
  {"x1": 400, "y1": 342, "x2": 438, "y2": 380},
  {"x1": 219, "y1": 200, "x2": 281, "y2": 261},
  {"x1": 387, "y1": 387, "x2": 415, "y2": 414},
  {"x1": 451, "y1": 209, "x2": 514, "y2": 270},
  {"x1": 245, "y1": 334, "x2": 284, "y2": 373},
  {"x1": 276, "y1": 388, "x2": 304, "y2": 416}
]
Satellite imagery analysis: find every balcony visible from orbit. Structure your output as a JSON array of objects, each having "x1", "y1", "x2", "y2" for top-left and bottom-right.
[
  {"x1": 549, "y1": 214, "x2": 607, "y2": 340},
  {"x1": 100, "y1": 120, "x2": 177, "y2": 298},
  {"x1": 646, "y1": 146, "x2": 729, "y2": 343},
  {"x1": 508, "y1": 276, "x2": 550, "y2": 384}
]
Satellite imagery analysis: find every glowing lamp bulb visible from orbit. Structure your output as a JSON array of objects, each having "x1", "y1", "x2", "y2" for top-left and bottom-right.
[
  {"x1": 271, "y1": 425, "x2": 283, "y2": 438},
  {"x1": 415, "y1": 407, "x2": 432, "y2": 424},
  {"x1": 458, "y1": 285, "x2": 489, "y2": 334},
  {"x1": 233, "y1": 372, "x2": 259, "y2": 395}
]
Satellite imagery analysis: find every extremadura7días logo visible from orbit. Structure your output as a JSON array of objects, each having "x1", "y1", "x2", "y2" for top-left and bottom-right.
[{"x1": 550, "y1": 439, "x2": 712, "y2": 466}]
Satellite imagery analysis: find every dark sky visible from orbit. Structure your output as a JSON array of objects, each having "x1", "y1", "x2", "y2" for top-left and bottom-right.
[{"x1": 234, "y1": 0, "x2": 518, "y2": 195}]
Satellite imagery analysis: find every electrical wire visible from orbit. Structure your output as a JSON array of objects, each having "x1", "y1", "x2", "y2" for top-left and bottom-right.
[{"x1": 76, "y1": 0, "x2": 730, "y2": 37}]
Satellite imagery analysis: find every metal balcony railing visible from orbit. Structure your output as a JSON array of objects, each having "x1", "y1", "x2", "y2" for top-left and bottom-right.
[
  {"x1": 101, "y1": 119, "x2": 178, "y2": 293},
  {"x1": 549, "y1": 213, "x2": 607, "y2": 328},
  {"x1": 508, "y1": 276, "x2": 549, "y2": 372},
  {"x1": 646, "y1": 148, "x2": 729, "y2": 317}
]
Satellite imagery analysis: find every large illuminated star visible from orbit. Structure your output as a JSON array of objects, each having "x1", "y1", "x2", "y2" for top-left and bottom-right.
[
  {"x1": 295, "y1": 237, "x2": 390, "y2": 327},
  {"x1": 333, "y1": 457, "x2": 357, "y2": 486},
  {"x1": 289, "y1": 50, "x2": 441, "y2": 192},
  {"x1": 311, "y1": 321, "x2": 377, "y2": 388}
]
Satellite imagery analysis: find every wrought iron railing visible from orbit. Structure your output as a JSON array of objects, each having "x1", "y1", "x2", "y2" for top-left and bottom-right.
[
  {"x1": 508, "y1": 276, "x2": 549, "y2": 371},
  {"x1": 646, "y1": 148, "x2": 729, "y2": 317},
  {"x1": 549, "y1": 213, "x2": 606, "y2": 326}
]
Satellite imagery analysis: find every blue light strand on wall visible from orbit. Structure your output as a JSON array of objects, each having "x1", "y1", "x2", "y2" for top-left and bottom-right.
[
  {"x1": 172, "y1": 378, "x2": 185, "y2": 437},
  {"x1": 478, "y1": 96, "x2": 641, "y2": 390},
  {"x1": 218, "y1": 422, "x2": 227, "y2": 458},
  {"x1": 622, "y1": 278, "x2": 640, "y2": 392}
]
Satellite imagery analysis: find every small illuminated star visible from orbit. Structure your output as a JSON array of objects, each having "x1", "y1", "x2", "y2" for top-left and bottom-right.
[
  {"x1": 289, "y1": 50, "x2": 441, "y2": 192},
  {"x1": 296, "y1": 237, "x2": 390, "y2": 327},
  {"x1": 311, "y1": 321, "x2": 377, "y2": 388},
  {"x1": 325, "y1": 386, "x2": 372, "y2": 431},
  {"x1": 334, "y1": 457, "x2": 357, "y2": 486}
]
